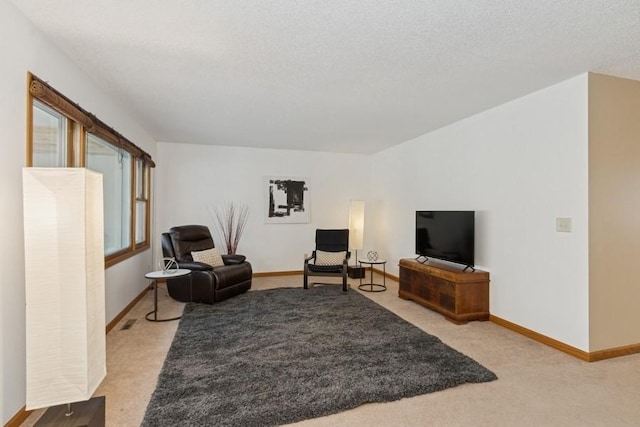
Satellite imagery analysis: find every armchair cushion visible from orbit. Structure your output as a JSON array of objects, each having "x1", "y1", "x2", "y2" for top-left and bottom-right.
[
  {"x1": 192, "y1": 247, "x2": 224, "y2": 267},
  {"x1": 308, "y1": 264, "x2": 345, "y2": 273},
  {"x1": 315, "y1": 250, "x2": 347, "y2": 266}
]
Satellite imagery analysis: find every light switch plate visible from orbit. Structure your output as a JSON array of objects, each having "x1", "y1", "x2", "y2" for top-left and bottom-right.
[{"x1": 556, "y1": 217, "x2": 572, "y2": 233}]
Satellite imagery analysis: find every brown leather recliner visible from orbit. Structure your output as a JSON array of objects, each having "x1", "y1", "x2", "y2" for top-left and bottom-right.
[{"x1": 161, "y1": 225, "x2": 252, "y2": 304}]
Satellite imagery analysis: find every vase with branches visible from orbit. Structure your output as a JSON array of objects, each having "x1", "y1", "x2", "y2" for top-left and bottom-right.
[{"x1": 210, "y1": 202, "x2": 250, "y2": 255}]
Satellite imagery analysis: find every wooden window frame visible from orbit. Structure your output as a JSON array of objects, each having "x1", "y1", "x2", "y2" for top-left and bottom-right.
[
  {"x1": 26, "y1": 72, "x2": 155, "y2": 268},
  {"x1": 134, "y1": 159, "x2": 151, "y2": 250}
]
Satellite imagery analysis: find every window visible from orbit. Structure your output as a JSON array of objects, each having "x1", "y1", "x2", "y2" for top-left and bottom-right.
[
  {"x1": 86, "y1": 134, "x2": 132, "y2": 256},
  {"x1": 32, "y1": 100, "x2": 67, "y2": 167},
  {"x1": 27, "y1": 73, "x2": 154, "y2": 267}
]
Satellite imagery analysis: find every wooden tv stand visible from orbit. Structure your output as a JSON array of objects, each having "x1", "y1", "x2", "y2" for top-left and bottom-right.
[{"x1": 398, "y1": 258, "x2": 489, "y2": 324}]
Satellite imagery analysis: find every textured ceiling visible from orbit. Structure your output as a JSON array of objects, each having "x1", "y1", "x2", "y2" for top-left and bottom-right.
[{"x1": 10, "y1": 0, "x2": 640, "y2": 154}]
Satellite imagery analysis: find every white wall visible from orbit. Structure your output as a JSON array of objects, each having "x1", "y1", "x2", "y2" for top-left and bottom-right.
[
  {"x1": 0, "y1": 1, "x2": 156, "y2": 423},
  {"x1": 156, "y1": 142, "x2": 371, "y2": 272},
  {"x1": 372, "y1": 74, "x2": 591, "y2": 351}
]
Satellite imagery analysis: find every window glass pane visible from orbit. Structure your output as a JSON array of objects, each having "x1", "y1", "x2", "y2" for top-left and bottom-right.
[
  {"x1": 136, "y1": 201, "x2": 146, "y2": 244},
  {"x1": 86, "y1": 134, "x2": 132, "y2": 255},
  {"x1": 32, "y1": 101, "x2": 66, "y2": 166}
]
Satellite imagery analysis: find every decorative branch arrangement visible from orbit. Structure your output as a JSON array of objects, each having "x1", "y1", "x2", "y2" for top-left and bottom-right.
[{"x1": 210, "y1": 202, "x2": 250, "y2": 255}]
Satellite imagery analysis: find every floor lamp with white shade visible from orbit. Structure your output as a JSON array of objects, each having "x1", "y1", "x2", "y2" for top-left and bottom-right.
[
  {"x1": 22, "y1": 168, "x2": 107, "y2": 426},
  {"x1": 348, "y1": 200, "x2": 366, "y2": 279}
]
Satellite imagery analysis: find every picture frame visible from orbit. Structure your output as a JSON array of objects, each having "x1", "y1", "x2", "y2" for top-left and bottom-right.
[{"x1": 264, "y1": 176, "x2": 311, "y2": 223}]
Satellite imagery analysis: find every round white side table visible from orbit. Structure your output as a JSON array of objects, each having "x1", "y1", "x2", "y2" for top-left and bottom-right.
[
  {"x1": 357, "y1": 259, "x2": 387, "y2": 292},
  {"x1": 145, "y1": 269, "x2": 191, "y2": 322}
]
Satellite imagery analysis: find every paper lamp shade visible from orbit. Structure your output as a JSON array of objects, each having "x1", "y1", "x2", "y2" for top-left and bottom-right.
[
  {"x1": 22, "y1": 168, "x2": 106, "y2": 410},
  {"x1": 348, "y1": 200, "x2": 365, "y2": 250}
]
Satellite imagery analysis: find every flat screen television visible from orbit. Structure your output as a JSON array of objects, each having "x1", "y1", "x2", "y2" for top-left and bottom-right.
[{"x1": 415, "y1": 211, "x2": 475, "y2": 269}]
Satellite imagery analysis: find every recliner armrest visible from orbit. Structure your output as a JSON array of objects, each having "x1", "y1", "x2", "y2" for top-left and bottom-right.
[
  {"x1": 176, "y1": 261, "x2": 214, "y2": 271},
  {"x1": 222, "y1": 254, "x2": 246, "y2": 264}
]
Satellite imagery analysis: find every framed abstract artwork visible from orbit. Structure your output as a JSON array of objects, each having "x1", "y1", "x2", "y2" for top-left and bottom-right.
[{"x1": 264, "y1": 176, "x2": 310, "y2": 223}]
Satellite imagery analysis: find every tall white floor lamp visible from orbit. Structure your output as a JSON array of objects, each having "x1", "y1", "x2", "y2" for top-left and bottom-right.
[
  {"x1": 348, "y1": 200, "x2": 365, "y2": 278},
  {"x1": 23, "y1": 168, "x2": 107, "y2": 426}
]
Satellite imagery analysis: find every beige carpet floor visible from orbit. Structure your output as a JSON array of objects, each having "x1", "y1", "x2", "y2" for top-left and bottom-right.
[{"x1": 24, "y1": 273, "x2": 640, "y2": 426}]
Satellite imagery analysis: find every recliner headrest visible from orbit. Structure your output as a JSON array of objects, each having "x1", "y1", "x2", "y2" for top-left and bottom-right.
[
  {"x1": 168, "y1": 225, "x2": 216, "y2": 262},
  {"x1": 170, "y1": 225, "x2": 212, "y2": 242}
]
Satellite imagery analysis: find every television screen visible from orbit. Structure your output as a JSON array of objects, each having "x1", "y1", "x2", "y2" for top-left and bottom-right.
[{"x1": 415, "y1": 211, "x2": 475, "y2": 267}]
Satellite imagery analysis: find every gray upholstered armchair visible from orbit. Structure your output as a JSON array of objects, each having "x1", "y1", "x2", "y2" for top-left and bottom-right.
[
  {"x1": 303, "y1": 229, "x2": 350, "y2": 291},
  {"x1": 161, "y1": 225, "x2": 252, "y2": 304}
]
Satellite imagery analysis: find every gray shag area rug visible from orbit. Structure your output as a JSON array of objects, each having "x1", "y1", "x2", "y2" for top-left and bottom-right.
[{"x1": 142, "y1": 286, "x2": 497, "y2": 426}]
